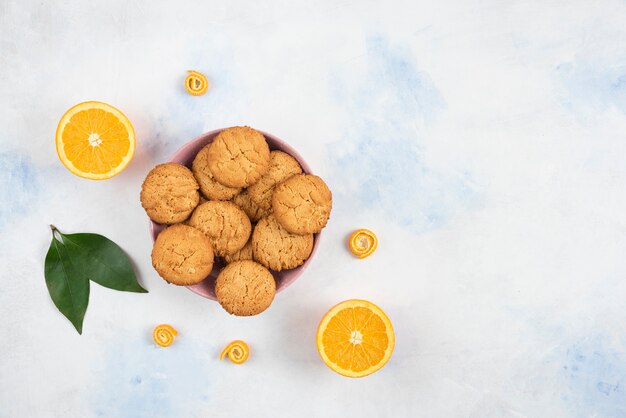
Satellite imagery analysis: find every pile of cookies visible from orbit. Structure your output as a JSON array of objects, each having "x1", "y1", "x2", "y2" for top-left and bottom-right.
[{"x1": 140, "y1": 126, "x2": 332, "y2": 316}]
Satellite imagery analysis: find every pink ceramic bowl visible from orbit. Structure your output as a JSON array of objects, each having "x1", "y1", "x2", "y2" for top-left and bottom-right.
[{"x1": 149, "y1": 128, "x2": 320, "y2": 300}]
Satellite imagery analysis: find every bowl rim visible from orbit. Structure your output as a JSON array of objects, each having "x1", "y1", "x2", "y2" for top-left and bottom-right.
[{"x1": 148, "y1": 127, "x2": 321, "y2": 300}]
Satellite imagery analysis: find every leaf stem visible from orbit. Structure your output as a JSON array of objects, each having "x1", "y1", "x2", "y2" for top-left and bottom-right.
[{"x1": 50, "y1": 224, "x2": 62, "y2": 241}]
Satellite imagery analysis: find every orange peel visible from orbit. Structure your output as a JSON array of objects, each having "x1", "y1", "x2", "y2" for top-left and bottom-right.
[
  {"x1": 184, "y1": 70, "x2": 209, "y2": 96},
  {"x1": 220, "y1": 340, "x2": 250, "y2": 364},
  {"x1": 153, "y1": 324, "x2": 177, "y2": 347},
  {"x1": 349, "y1": 229, "x2": 378, "y2": 258}
]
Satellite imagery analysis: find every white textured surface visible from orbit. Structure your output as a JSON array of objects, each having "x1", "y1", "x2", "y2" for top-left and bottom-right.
[{"x1": 2, "y1": 1, "x2": 626, "y2": 417}]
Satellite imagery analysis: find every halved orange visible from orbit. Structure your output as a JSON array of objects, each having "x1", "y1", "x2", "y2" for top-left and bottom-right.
[
  {"x1": 56, "y1": 101, "x2": 135, "y2": 180},
  {"x1": 317, "y1": 299, "x2": 395, "y2": 377}
]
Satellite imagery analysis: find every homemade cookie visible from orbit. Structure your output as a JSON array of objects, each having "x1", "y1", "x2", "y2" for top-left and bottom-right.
[
  {"x1": 248, "y1": 150, "x2": 302, "y2": 212},
  {"x1": 187, "y1": 201, "x2": 251, "y2": 256},
  {"x1": 223, "y1": 238, "x2": 254, "y2": 264},
  {"x1": 231, "y1": 189, "x2": 270, "y2": 222},
  {"x1": 151, "y1": 224, "x2": 214, "y2": 285},
  {"x1": 214, "y1": 260, "x2": 276, "y2": 316},
  {"x1": 192, "y1": 143, "x2": 241, "y2": 200},
  {"x1": 207, "y1": 126, "x2": 270, "y2": 188},
  {"x1": 183, "y1": 195, "x2": 205, "y2": 226},
  {"x1": 272, "y1": 174, "x2": 332, "y2": 235},
  {"x1": 140, "y1": 163, "x2": 200, "y2": 224},
  {"x1": 252, "y1": 215, "x2": 314, "y2": 271}
]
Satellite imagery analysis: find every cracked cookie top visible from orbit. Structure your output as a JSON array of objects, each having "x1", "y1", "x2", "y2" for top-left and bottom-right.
[
  {"x1": 252, "y1": 215, "x2": 313, "y2": 271},
  {"x1": 151, "y1": 224, "x2": 214, "y2": 285},
  {"x1": 192, "y1": 142, "x2": 241, "y2": 200},
  {"x1": 214, "y1": 260, "x2": 276, "y2": 316},
  {"x1": 231, "y1": 189, "x2": 270, "y2": 222},
  {"x1": 272, "y1": 174, "x2": 332, "y2": 235},
  {"x1": 248, "y1": 150, "x2": 302, "y2": 212},
  {"x1": 187, "y1": 201, "x2": 251, "y2": 257},
  {"x1": 223, "y1": 237, "x2": 254, "y2": 264},
  {"x1": 207, "y1": 126, "x2": 270, "y2": 188},
  {"x1": 140, "y1": 163, "x2": 200, "y2": 224}
]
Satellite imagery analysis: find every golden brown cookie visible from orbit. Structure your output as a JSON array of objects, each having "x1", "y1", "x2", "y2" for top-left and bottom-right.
[
  {"x1": 207, "y1": 126, "x2": 270, "y2": 188},
  {"x1": 214, "y1": 260, "x2": 276, "y2": 316},
  {"x1": 140, "y1": 163, "x2": 200, "y2": 224},
  {"x1": 248, "y1": 150, "x2": 302, "y2": 212},
  {"x1": 151, "y1": 224, "x2": 214, "y2": 285},
  {"x1": 192, "y1": 143, "x2": 241, "y2": 200},
  {"x1": 223, "y1": 237, "x2": 254, "y2": 264},
  {"x1": 184, "y1": 195, "x2": 207, "y2": 225},
  {"x1": 231, "y1": 189, "x2": 270, "y2": 222},
  {"x1": 272, "y1": 174, "x2": 332, "y2": 235},
  {"x1": 187, "y1": 201, "x2": 251, "y2": 257},
  {"x1": 252, "y1": 215, "x2": 314, "y2": 271}
]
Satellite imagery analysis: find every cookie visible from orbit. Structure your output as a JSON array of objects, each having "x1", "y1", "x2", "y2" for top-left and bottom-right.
[
  {"x1": 252, "y1": 215, "x2": 314, "y2": 271},
  {"x1": 223, "y1": 237, "x2": 254, "y2": 264},
  {"x1": 187, "y1": 201, "x2": 251, "y2": 256},
  {"x1": 192, "y1": 143, "x2": 241, "y2": 200},
  {"x1": 248, "y1": 150, "x2": 302, "y2": 212},
  {"x1": 151, "y1": 224, "x2": 214, "y2": 285},
  {"x1": 183, "y1": 196, "x2": 205, "y2": 226},
  {"x1": 207, "y1": 126, "x2": 270, "y2": 188},
  {"x1": 231, "y1": 189, "x2": 270, "y2": 222},
  {"x1": 140, "y1": 163, "x2": 200, "y2": 224},
  {"x1": 272, "y1": 174, "x2": 332, "y2": 235},
  {"x1": 214, "y1": 260, "x2": 276, "y2": 316}
]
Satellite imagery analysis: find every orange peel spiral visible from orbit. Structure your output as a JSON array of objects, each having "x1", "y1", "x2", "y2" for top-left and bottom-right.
[
  {"x1": 349, "y1": 229, "x2": 378, "y2": 259},
  {"x1": 220, "y1": 340, "x2": 250, "y2": 364},
  {"x1": 153, "y1": 324, "x2": 177, "y2": 347},
  {"x1": 184, "y1": 70, "x2": 209, "y2": 96}
]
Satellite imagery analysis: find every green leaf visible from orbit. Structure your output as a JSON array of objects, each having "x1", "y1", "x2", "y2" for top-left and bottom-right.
[
  {"x1": 61, "y1": 232, "x2": 148, "y2": 293},
  {"x1": 44, "y1": 231, "x2": 90, "y2": 334}
]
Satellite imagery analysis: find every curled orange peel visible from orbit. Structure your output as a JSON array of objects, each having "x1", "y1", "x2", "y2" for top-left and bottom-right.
[
  {"x1": 153, "y1": 324, "x2": 177, "y2": 347},
  {"x1": 184, "y1": 70, "x2": 209, "y2": 96},
  {"x1": 220, "y1": 340, "x2": 250, "y2": 364},
  {"x1": 349, "y1": 229, "x2": 378, "y2": 259}
]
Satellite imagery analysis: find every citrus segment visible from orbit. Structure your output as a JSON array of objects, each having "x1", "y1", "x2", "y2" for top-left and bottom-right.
[
  {"x1": 56, "y1": 101, "x2": 135, "y2": 180},
  {"x1": 317, "y1": 299, "x2": 394, "y2": 377}
]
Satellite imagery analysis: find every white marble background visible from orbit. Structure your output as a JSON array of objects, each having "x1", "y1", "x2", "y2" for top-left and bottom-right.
[{"x1": 2, "y1": 1, "x2": 626, "y2": 417}]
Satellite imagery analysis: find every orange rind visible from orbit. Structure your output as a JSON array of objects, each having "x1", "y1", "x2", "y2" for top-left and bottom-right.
[
  {"x1": 185, "y1": 70, "x2": 209, "y2": 96},
  {"x1": 349, "y1": 229, "x2": 378, "y2": 258},
  {"x1": 153, "y1": 324, "x2": 178, "y2": 347},
  {"x1": 220, "y1": 340, "x2": 250, "y2": 364}
]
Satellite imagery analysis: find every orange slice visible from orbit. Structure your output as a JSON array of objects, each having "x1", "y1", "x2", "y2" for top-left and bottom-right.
[
  {"x1": 153, "y1": 324, "x2": 177, "y2": 347},
  {"x1": 220, "y1": 340, "x2": 250, "y2": 364},
  {"x1": 349, "y1": 229, "x2": 378, "y2": 258},
  {"x1": 317, "y1": 300, "x2": 394, "y2": 377},
  {"x1": 56, "y1": 101, "x2": 135, "y2": 180}
]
